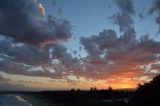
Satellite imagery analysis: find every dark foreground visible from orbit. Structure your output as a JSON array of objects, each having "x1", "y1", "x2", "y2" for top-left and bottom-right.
[
  {"x1": 1, "y1": 74, "x2": 160, "y2": 106},
  {"x1": 0, "y1": 89, "x2": 134, "y2": 106}
]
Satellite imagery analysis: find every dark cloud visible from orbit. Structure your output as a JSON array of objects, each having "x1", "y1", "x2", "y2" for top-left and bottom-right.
[
  {"x1": 0, "y1": 38, "x2": 49, "y2": 65},
  {"x1": 0, "y1": 0, "x2": 75, "y2": 81},
  {"x1": 0, "y1": 57, "x2": 65, "y2": 78},
  {"x1": 114, "y1": 0, "x2": 135, "y2": 15},
  {"x1": 0, "y1": 0, "x2": 72, "y2": 47},
  {"x1": 149, "y1": 0, "x2": 160, "y2": 14},
  {"x1": 149, "y1": 0, "x2": 160, "y2": 32},
  {"x1": 0, "y1": 0, "x2": 160, "y2": 88},
  {"x1": 80, "y1": 29, "x2": 160, "y2": 79},
  {"x1": 81, "y1": 0, "x2": 136, "y2": 68},
  {"x1": 45, "y1": 44, "x2": 68, "y2": 60},
  {"x1": 109, "y1": 14, "x2": 134, "y2": 32},
  {"x1": 139, "y1": 13, "x2": 144, "y2": 20},
  {"x1": 0, "y1": 36, "x2": 79, "y2": 78},
  {"x1": 110, "y1": 0, "x2": 135, "y2": 32},
  {"x1": 80, "y1": 29, "x2": 117, "y2": 64}
]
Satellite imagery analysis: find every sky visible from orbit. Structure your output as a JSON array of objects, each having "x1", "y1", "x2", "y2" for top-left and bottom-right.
[{"x1": 0, "y1": 0, "x2": 160, "y2": 91}]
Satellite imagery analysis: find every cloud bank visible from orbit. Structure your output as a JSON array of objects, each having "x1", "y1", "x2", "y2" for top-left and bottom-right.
[
  {"x1": 0, "y1": 0, "x2": 160, "y2": 89},
  {"x1": 0, "y1": 0, "x2": 72, "y2": 47}
]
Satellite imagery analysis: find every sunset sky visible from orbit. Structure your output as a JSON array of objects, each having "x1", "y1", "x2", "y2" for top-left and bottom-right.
[{"x1": 0, "y1": 0, "x2": 160, "y2": 91}]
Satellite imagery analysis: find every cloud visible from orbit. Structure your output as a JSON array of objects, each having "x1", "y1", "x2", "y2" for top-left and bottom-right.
[
  {"x1": 149, "y1": 0, "x2": 160, "y2": 14},
  {"x1": 139, "y1": 13, "x2": 145, "y2": 20},
  {"x1": 0, "y1": 36, "x2": 74, "y2": 78},
  {"x1": 0, "y1": 0, "x2": 75, "y2": 82},
  {"x1": 0, "y1": 75, "x2": 9, "y2": 83},
  {"x1": 0, "y1": 82, "x2": 35, "y2": 91},
  {"x1": 80, "y1": 29, "x2": 117, "y2": 65},
  {"x1": 0, "y1": 38, "x2": 49, "y2": 65},
  {"x1": 81, "y1": 0, "x2": 136, "y2": 69},
  {"x1": 114, "y1": 0, "x2": 135, "y2": 15},
  {"x1": 80, "y1": 29, "x2": 160, "y2": 79},
  {"x1": 149, "y1": 0, "x2": 160, "y2": 32},
  {"x1": 0, "y1": 0, "x2": 72, "y2": 47},
  {"x1": 109, "y1": 0, "x2": 135, "y2": 32},
  {"x1": 18, "y1": 80, "x2": 42, "y2": 84},
  {"x1": 0, "y1": 0, "x2": 160, "y2": 89},
  {"x1": 82, "y1": 3, "x2": 160, "y2": 80}
]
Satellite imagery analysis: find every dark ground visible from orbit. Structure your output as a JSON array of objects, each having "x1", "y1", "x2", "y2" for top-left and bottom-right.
[
  {"x1": 1, "y1": 74, "x2": 160, "y2": 106},
  {"x1": 0, "y1": 89, "x2": 134, "y2": 106}
]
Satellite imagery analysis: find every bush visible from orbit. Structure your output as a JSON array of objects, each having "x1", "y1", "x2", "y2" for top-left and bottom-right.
[{"x1": 128, "y1": 74, "x2": 160, "y2": 106}]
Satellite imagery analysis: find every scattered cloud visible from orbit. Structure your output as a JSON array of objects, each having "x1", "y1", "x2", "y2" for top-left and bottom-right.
[
  {"x1": 80, "y1": 0, "x2": 160, "y2": 80},
  {"x1": 149, "y1": 0, "x2": 160, "y2": 32},
  {"x1": 0, "y1": 0, "x2": 160, "y2": 89},
  {"x1": 109, "y1": 0, "x2": 135, "y2": 32}
]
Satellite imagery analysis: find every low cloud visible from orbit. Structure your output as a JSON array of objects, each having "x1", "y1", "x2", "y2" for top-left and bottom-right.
[
  {"x1": 0, "y1": 75, "x2": 9, "y2": 83},
  {"x1": 0, "y1": 83, "x2": 35, "y2": 91}
]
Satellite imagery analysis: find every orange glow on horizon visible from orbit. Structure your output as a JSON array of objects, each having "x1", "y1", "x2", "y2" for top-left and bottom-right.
[{"x1": 0, "y1": 71, "x2": 152, "y2": 90}]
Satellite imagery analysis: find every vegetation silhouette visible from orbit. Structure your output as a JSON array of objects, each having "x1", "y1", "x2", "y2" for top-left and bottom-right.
[
  {"x1": 108, "y1": 86, "x2": 113, "y2": 91},
  {"x1": 128, "y1": 74, "x2": 160, "y2": 106},
  {"x1": 2, "y1": 75, "x2": 160, "y2": 106},
  {"x1": 40, "y1": 87, "x2": 132, "y2": 106}
]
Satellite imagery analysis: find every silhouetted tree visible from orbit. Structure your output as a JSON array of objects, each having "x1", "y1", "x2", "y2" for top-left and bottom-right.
[
  {"x1": 70, "y1": 88, "x2": 75, "y2": 92},
  {"x1": 77, "y1": 88, "x2": 80, "y2": 91},
  {"x1": 128, "y1": 74, "x2": 160, "y2": 106},
  {"x1": 90, "y1": 87, "x2": 93, "y2": 91},
  {"x1": 93, "y1": 86, "x2": 97, "y2": 91},
  {"x1": 108, "y1": 86, "x2": 113, "y2": 91}
]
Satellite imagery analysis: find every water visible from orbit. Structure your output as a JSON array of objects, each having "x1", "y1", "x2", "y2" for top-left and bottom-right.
[{"x1": 0, "y1": 94, "x2": 32, "y2": 106}]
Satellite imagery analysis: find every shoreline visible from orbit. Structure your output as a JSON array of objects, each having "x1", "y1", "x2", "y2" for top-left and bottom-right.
[
  {"x1": 16, "y1": 93, "x2": 59, "y2": 106},
  {"x1": 0, "y1": 94, "x2": 33, "y2": 106},
  {"x1": 14, "y1": 95, "x2": 33, "y2": 106}
]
